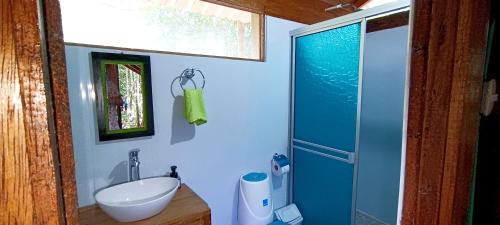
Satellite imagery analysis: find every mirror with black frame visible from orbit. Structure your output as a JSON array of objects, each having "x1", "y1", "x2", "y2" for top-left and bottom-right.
[{"x1": 91, "y1": 52, "x2": 154, "y2": 141}]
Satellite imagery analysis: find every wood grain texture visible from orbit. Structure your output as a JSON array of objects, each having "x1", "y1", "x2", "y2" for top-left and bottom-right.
[
  {"x1": 0, "y1": 1, "x2": 35, "y2": 224},
  {"x1": 438, "y1": 0, "x2": 490, "y2": 224},
  {"x1": 353, "y1": 0, "x2": 369, "y2": 7},
  {"x1": 201, "y1": 0, "x2": 365, "y2": 24},
  {"x1": 402, "y1": 0, "x2": 490, "y2": 224},
  {"x1": 42, "y1": 0, "x2": 80, "y2": 224},
  {"x1": 366, "y1": 11, "x2": 409, "y2": 33},
  {"x1": 79, "y1": 184, "x2": 211, "y2": 225},
  {"x1": 1, "y1": 0, "x2": 64, "y2": 224}
]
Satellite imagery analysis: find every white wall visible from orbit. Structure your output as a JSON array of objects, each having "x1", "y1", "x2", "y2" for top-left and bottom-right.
[{"x1": 66, "y1": 16, "x2": 303, "y2": 225}]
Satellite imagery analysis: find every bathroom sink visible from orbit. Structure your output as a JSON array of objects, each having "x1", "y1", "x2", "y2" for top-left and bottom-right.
[{"x1": 95, "y1": 177, "x2": 180, "y2": 222}]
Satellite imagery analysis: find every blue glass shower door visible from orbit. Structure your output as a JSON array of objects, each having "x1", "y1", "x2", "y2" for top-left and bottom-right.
[{"x1": 292, "y1": 22, "x2": 362, "y2": 225}]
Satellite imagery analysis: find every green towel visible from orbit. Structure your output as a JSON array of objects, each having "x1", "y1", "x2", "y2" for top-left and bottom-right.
[{"x1": 184, "y1": 88, "x2": 207, "y2": 125}]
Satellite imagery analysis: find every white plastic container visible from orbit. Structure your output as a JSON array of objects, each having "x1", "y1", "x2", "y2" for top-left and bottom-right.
[
  {"x1": 275, "y1": 204, "x2": 303, "y2": 225},
  {"x1": 238, "y1": 172, "x2": 273, "y2": 225}
]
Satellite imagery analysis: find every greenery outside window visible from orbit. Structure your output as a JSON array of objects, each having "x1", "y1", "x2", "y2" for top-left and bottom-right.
[{"x1": 60, "y1": 0, "x2": 264, "y2": 61}]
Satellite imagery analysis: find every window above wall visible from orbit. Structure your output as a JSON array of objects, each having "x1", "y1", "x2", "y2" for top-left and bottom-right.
[{"x1": 60, "y1": 0, "x2": 264, "y2": 61}]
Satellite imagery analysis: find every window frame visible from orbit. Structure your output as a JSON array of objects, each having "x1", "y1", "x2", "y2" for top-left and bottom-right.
[{"x1": 63, "y1": 2, "x2": 266, "y2": 62}]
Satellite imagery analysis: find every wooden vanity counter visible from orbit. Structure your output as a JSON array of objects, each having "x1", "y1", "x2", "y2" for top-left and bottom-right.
[{"x1": 79, "y1": 184, "x2": 211, "y2": 225}]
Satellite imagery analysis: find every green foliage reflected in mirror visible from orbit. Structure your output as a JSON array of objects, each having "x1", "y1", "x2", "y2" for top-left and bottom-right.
[{"x1": 92, "y1": 52, "x2": 154, "y2": 141}]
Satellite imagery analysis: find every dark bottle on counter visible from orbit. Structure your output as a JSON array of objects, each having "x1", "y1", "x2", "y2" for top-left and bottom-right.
[{"x1": 170, "y1": 165, "x2": 181, "y2": 189}]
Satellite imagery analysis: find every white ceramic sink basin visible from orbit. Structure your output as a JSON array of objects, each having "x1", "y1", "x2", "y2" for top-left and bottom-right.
[{"x1": 95, "y1": 177, "x2": 179, "y2": 222}]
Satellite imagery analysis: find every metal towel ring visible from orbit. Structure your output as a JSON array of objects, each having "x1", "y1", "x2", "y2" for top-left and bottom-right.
[{"x1": 179, "y1": 68, "x2": 205, "y2": 90}]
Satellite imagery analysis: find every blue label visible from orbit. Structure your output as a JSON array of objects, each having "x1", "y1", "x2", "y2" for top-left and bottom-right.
[{"x1": 263, "y1": 199, "x2": 269, "y2": 207}]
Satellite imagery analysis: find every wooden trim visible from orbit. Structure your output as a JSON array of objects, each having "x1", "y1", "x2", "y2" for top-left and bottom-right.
[
  {"x1": 366, "y1": 11, "x2": 409, "y2": 33},
  {"x1": 438, "y1": 0, "x2": 490, "y2": 223},
  {"x1": 1, "y1": 0, "x2": 67, "y2": 224},
  {"x1": 354, "y1": 0, "x2": 370, "y2": 8},
  {"x1": 202, "y1": 0, "x2": 347, "y2": 24},
  {"x1": 64, "y1": 42, "x2": 265, "y2": 62},
  {"x1": 42, "y1": 0, "x2": 80, "y2": 224},
  {"x1": 1, "y1": 2, "x2": 35, "y2": 224},
  {"x1": 402, "y1": 0, "x2": 490, "y2": 224},
  {"x1": 201, "y1": 0, "x2": 263, "y2": 15},
  {"x1": 260, "y1": 14, "x2": 266, "y2": 61}
]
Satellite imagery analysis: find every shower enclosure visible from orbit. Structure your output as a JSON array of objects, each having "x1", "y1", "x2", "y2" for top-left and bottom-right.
[{"x1": 289, "y1": 2, "x2": 410, "y2": 225}]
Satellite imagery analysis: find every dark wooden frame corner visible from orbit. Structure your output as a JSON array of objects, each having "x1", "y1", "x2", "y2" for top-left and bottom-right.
[{"x1": 91, "y1": 52, "x2": 155, "y2": 142}]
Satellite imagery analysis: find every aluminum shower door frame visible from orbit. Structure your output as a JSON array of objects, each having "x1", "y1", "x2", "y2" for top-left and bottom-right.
[{"x1": 288, "y1": 1, "x2": 410, "y2": 225}]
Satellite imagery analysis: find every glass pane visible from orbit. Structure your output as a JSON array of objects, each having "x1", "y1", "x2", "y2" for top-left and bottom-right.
[
  {"x1": 356, "y1": 25, "x2": 409, "y2": 225},
  {"x1": 293, "y1": 148, "x2": 353, "y2": 225},
  {"x1": 101, "y1": 61, "x2": 147, "y2": 133},
  {"x1": 117, "y1": 64, "x2": 144, "y2": 129},
  {"x1": 60, "y1": 0, "x2": 261, "y2": 60},
  {"x1": 294, "y1": 23, "x2": 361, "y2": 151},
  {"x1": 293, "y1": 23, "x2": 361, "y2": 225}
]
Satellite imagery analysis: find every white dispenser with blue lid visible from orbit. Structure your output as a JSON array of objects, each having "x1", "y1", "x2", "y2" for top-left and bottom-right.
[{"x1": 238, "y1": 172, "x2": 273, "y2": 225}]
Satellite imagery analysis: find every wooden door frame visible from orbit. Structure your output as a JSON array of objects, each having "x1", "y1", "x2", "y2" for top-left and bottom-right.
[
  {"x1": 1, "y1": 0, "x2": 78, "y2": 224},
  {"x1": 16, "y1": 0, "x2": 489, "y2": 224},
  {"x1": 401, "y1": 0, "x2": 490, "y2": 224},
  {"x1": 42, "y1": 0, "x2": 80, "y2": 223}
]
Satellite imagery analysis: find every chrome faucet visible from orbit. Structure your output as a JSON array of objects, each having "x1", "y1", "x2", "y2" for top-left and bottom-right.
[{"x1": 129, "y1": 149, "x2": 141, "y2": 182}]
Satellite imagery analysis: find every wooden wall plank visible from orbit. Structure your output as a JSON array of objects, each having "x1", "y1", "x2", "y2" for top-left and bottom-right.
[
  {"x1": 42, "y1": 0, "x2": 80, "y2": 223},
  {"x1": 202, "y1": 0, "x2": 357, "y2": 24},
  {"x1": 11, "y1": 0, "x2": 63, "y2": 223},
  {"x1": 366, "y1": 11, "x2": 409, "y2": 33},
  {"x1": 0, "y1": 1, "x2": 35, "y2": 224},
  {"x1": 1, "y1": 0, "x2": 65, "y2": 224},
  {"x1": 354, "y1": 0, "x2": 370, "y2": 8},
  {"x1": 402, "y1": 0, "x2": 490, "y2": 224},
  {"x1": 438, "y1": 0, "x2": 490, "y2": 224},
  {"x1": 415, "y1": 1, "x2": 460, "y2": 224}
]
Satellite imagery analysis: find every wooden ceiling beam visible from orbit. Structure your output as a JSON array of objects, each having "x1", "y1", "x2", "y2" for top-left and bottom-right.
[
  {"x1": 354, "y1": 0, "x2": 370, "y2": 8},
  {"x1": 320, "y1": 0, "x2": 343, "y2": 5},
  {"x1": 202, "y1": 0, "x2": 356, "y2": 24},
  {"x1": 366, "y1": 11, "x2": 410, "y2": 33}
]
